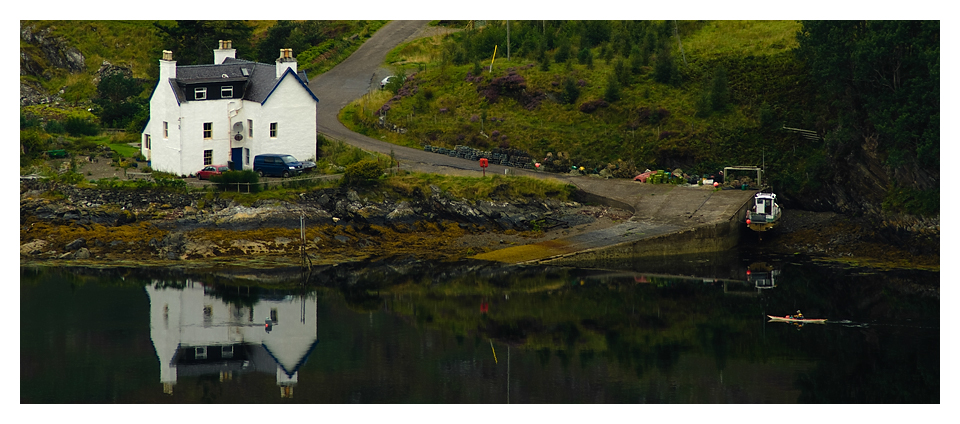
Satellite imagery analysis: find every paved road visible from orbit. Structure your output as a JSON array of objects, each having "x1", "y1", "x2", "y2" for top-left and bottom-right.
[
  {"x1": 308, "y1": 20, "x2": 554, "y2": 179},
  {"x1": 308, "y1": 20, "x2": 757, "y2": 263}
]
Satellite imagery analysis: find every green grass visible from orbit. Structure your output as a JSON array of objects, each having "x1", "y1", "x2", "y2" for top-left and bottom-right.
[
  {"x1": 199, "y1": 170, "x2": 573, "y2": 206},
  {"x1": 680, "y1": 20, "x2": 801, "y2": 59},
  {"x1": 384, "y1": 173, "x2": 575, "y2": 202},
  {"x1": 106, "y1": 140, "x2": 140, "y2": 158},
  {"x1": 299, "y1": 21, "x2": 389, "y2": 78},
  {"x1": 315, "y1": 136, "x2": 388, "y2": 174},
  {"x1": 342, "y1": 20, "x2": 810, "y2": 185}
]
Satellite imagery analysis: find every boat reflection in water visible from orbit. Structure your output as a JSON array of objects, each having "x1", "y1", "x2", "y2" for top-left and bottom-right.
[
  {"x1": 746, "y1": 262, "x2": 779, "y2": 291},
  {"x1": 146, "y1": 281, "x2": 318, "y2": 398},
  {"x1": 586, "y1": 264, "x2": 780, "y2": 296}
]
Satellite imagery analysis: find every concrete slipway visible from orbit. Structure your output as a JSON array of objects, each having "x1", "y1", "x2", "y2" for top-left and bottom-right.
[{"x1": 471, "y1": 177, "x2": 757, "y2": 265}]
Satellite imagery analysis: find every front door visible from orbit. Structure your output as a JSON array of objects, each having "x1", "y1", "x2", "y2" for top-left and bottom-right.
[{"x1": 231, "y1": 148, "x2": 243, "y2": 171}]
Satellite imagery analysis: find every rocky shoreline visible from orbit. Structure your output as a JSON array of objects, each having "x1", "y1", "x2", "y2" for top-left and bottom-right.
[
  {"x1": 19, "y1": 180, "x2": 630, "y2": 264},
  {"x1": 20, "y1": 180, "x2": 938, "y2": 271}
]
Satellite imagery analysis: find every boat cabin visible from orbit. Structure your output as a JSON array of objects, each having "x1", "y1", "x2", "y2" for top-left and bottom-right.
[{"x1": 750, "y1": 193, "x2": 780, "y2": 223}]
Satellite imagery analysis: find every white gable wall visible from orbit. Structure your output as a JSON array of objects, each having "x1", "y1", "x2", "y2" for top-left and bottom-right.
[{"x1": 255, "y1": 73, "x2": 317, "y2": 163}]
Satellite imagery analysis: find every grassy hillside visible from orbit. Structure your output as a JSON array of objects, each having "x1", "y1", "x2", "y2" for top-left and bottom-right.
[
  {"x1": 342, "y1": 20, "x2": 939, "y2": 219},
  {"x1": 21, "y1": 20, "x2": 167, "y2": 103},
  {"x1": 342, "y1": 21, "x2": 815, "y2": 188},
  {"x1": 20, "y1": 20, "x2": 382, "y2": 105}
]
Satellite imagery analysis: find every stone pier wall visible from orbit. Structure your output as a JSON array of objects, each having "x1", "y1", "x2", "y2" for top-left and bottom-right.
[{"x1": 544, "y1": 197, "x2": 752, "y2": 266}]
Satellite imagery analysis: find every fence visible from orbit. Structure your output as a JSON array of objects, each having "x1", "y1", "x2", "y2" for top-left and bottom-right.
[{"x1": 185, "y1": 173, "x2": 343, "y2": 193}]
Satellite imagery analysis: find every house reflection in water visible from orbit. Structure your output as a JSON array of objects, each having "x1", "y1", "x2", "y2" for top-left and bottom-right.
[{"x1": 145, "y1": 281, "x2": 318, "y2": 398}]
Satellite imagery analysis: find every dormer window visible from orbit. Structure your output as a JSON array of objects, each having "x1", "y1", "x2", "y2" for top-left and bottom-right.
[
  {"x1": 195, "y1": 87, "x2": 207, "y2": 100},
  {"x1": 221, "y1": 86, "x2": 233, "y2": 99}
]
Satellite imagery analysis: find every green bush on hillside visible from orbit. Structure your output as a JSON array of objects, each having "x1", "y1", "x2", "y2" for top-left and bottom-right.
[
  {"x1": 341, "y1": 159, "x2": 384, "y2": 187},
  {"x1": 211, "y1": 170, "x2": 261, "y2": 193},
  {"x1": 64, "y1": 117, "x2": 99, "y2": 137},
  {"x1": 44, "y1": 120, "x2": 66, "y2": 134}
]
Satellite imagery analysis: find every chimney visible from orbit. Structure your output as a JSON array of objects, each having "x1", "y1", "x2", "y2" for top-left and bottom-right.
[
  {"x1": 214, "y1": 39, "x2": 236, "y2": 64},
  {"x1": 275, "y1": 48, "x2": 297, "y2": 79},
  {"x1": 159, "y1": 50, "x2": 176, "y2": 80}
]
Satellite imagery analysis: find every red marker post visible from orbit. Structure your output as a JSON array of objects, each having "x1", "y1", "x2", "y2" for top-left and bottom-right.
[{"x1": 479, "y1": 158, "x2": 489, "y2": 176}]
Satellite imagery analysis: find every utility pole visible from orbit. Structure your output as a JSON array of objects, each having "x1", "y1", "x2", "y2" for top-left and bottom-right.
[
  {"x1": 674, "y1": 20, "x2": 687, "y2": 66},
  {"x1": 506, "y1": 20, "x2": 510, "y2": 61}
]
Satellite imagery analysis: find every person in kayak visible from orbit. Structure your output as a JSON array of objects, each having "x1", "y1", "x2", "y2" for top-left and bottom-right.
[{"x1": 792, "y1": 310, "x2": 803, "y2": 319}]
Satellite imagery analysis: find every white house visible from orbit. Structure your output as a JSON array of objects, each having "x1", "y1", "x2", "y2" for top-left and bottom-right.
[
  {"x1": 141, "y1": 40, "x2": 318, "y2": 177},
  {"x1": 146, "y1": 280, "x2": 319, "y2": 398}
]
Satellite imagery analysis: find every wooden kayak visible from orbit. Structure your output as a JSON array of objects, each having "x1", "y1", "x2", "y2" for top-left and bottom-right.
[{"x1": 767, "y1": 315, "x2": 826, "y2": 323}]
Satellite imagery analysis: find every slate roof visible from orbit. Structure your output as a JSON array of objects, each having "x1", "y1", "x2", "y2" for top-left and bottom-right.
[{"x1": 168, "y1": 57, "x2": 315, "y2": 104}]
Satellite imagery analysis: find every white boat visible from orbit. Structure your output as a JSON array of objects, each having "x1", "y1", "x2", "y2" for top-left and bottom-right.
[{"x1": 746, "y1": 192, "x2": 781, "y2": 233}]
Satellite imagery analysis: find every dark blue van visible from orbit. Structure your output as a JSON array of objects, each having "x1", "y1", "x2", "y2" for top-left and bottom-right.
[{"x1": 253, "y1": 154, "x2": 304, "y2": 178}]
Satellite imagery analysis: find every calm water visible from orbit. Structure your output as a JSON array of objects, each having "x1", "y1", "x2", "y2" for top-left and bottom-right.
[{"x1": 20, "y1": 251, "x2": 939, "y2": 403}]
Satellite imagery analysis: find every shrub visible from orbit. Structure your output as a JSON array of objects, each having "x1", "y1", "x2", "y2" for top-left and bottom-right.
[
  {"x1": 473, "y1": 60, "x2": 484, "y2": 76},
  {"x1": 479, "y1": 73, "x2": 526, "y2": 103},
  {"x1": 554, "y1": 40, "x2": 571, "y2": 63},
  {"x1": 154, "y1": 175, "x2": 188, "y2": 192},
  {"x1": 653, "y1": 45, "x2": 677, "y2": 85},
  {"x1": 64, "y1": 117, "x2": 100, "y2": 136},
  {"x1": 709, "y1": 67, "x2": 730, "y2": 113},
  {"x1": 20, "y1": 129, "x2": 47, "y2": 162},
  {"x1": 341, "y1": 159, "x2": 384, "y2": 187},
  {"x1": 759, "y1": 102, "x2": 776, "y2": 129},
  {"x1": 614, "y1": 58, "x2": 631, "y2": 86},
  {"x1": 637, "y1": 107, "x2": 670, "y2": 125},
  {"x1": 44, "y1": 120, "x2": 65, "y2": 134},
  {"x1": 538, "y1": 50, "x2": 551, "y2": 71},
  {"x1": 579, "y1": 99, "x2": 609, "y2": 113},
  {"x1": 21, "y1": 113, "x2": 42, "y2": 130},
  {"x1": 577, "y1": 47, "x2": 593, "y2": 68},
  {"x1": 211, "y1": 170, "x2": 261, "y2": 193},
  {"x1": 603, "y1": 75, "x2": 622, "y2": 103},
  {"x1": 561, "y1": 77, "x2": 581, "y2": 105},
  {"x1": 882, "y1": 184, "x2": 939, "y2": 216}
]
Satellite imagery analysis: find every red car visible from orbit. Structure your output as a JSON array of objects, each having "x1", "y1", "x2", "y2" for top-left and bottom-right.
[{"x1": 197, "y1": 165, "x2": 229, "y2": 180}]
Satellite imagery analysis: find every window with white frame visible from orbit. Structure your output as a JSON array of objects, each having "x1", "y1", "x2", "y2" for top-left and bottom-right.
[
  {"x1": 247, "y1": 119, "x2": 253, "y2": 137},
  {"x1": 195, "y1": 87, "x2": 207, "y2": 100},
  {"x1": 221, "y1": 85, "x2": 233, "y2": 98},
  {"x1": 163, "y1": 121, "x2": 168, "y2": 138},
  {"x1": 144, "y1": 134, "x2": 151, "y2": 149},
  {"x1": 269, "y1": 122, "x2": 278, "y2": 138},
  {"x1": 244, "y1": 148, "x2": 250, "y2": 165},
  {"x1": 195, "y1": 347, "x2": 207, "y2": 360},
  {"x1": 204, "y1": 150, "x2": 213, "y2": 165},
  {"x1": 203, "y1": 122, "x2": 212, "y2": 139}
]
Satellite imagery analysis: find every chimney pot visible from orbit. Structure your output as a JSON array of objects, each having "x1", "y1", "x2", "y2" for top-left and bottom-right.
[
  {"x1": 275, "y1": 48, "x2": 297, "y2": 78},
  {"x1": 162, "y1": 50, "x2": 174, "y2": 61},
  {"x1": 214, "y1": 41, "x2": 236, "y2": 64}
]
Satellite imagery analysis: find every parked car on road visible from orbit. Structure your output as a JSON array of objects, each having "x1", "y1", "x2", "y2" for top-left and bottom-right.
[
  {"x1": 197, "y1": 165, "x2": 229, "y2": 180},
  {"x1": 253, "y1": 154, "x2": 304, "y2": 178},
  {"x1": 380, "y1": 76, "x2": 394, "y2": 90}
]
